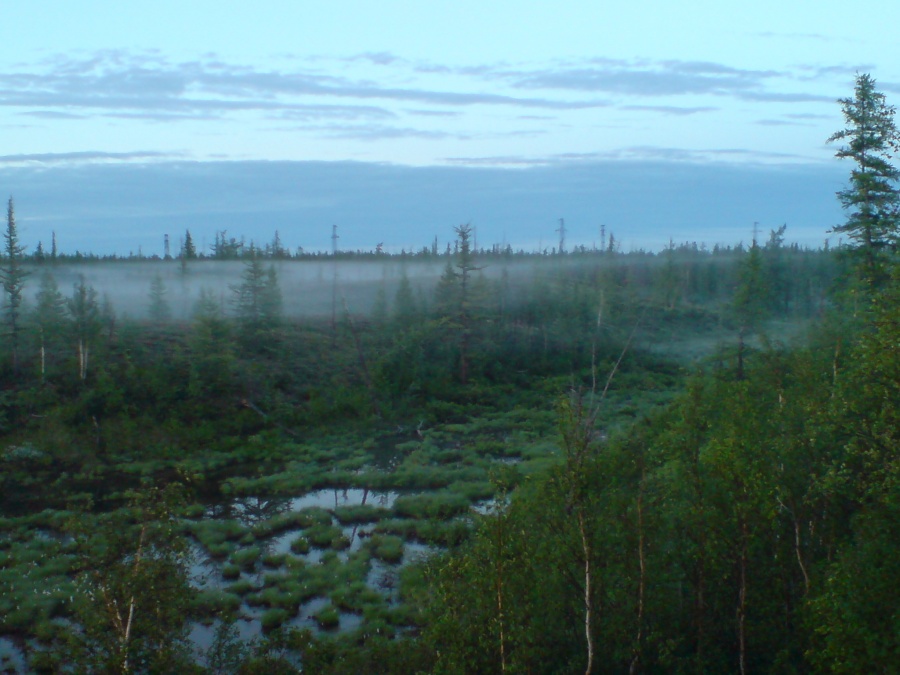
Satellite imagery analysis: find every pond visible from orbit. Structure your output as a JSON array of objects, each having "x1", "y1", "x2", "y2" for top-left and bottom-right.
[{"x1": 185, "y1": 485, "x2": 448, "y2": 659}]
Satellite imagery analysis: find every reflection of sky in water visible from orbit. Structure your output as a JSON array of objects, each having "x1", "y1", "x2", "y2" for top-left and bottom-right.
[
  {"x1": 289, "y1": 488, "x2": 399, "y2": 511},
  {"x1": 0, "y1": 637, "x2": 27, "y2": 674},
  {"x1": 185, "y1": 485, "x2": 443, "y2": 655}
]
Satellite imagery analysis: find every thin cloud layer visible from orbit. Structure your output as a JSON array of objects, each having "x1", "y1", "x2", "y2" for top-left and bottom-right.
[{"x1": 0, "y1": 51, "x2": 845, "y2": 124}]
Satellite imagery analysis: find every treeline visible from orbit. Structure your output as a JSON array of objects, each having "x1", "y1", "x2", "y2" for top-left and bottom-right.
[
  {"x1": 0, "y1": 225, "x2": 837, "y2": 510},
  {"x1": 414, "y1": 276, "x2": 899, "y2": 674},
  {"x1": 400, "y1": 71, "x2": 900, "y2": 675}
]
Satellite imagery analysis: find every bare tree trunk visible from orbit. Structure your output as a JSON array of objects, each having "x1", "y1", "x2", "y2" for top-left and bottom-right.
[
  {"x1": 39, "y1": 332, "x2": 46, "y2": 383},
  {"x1": 495, "y1": 507, "x2": 507, "y2": 673},
  {"x1": 630, "y1": 469, "x2": 646, "y2": 674},
  {"x1": 578, "y1": 509, "x2": 594, "y2": 675},
  {"x1": 794, "y1": 518, "x2": 810, "y2": 594},
  {"x1": 737, "y1": 521, "x2": 748, "y2": 675},
  {"x1": 77, "y1": 339, "x2": 90, "y2": 381}
]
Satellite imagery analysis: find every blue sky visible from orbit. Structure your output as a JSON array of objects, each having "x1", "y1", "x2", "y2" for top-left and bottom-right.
[{"x1": 2, "y1": 1, "x2": 898, "y2": 253}]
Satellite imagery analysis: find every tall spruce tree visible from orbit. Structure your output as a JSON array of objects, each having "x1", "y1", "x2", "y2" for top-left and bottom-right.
[
  {"x1": 148, "y1": 274, "x2": 172, "y2": 323},
  {"x1": 828, "y1": 73, "x2": 900, "y2": 285},
  {"x1": 1, "y1": 197, "x2": 29, "y2": 371},
  {"x1": 232, "y1": 245, "x2": 282, "y2": 347},
  {"x1": 32, "y1": 272, "x2": 67, "y2": 382}
]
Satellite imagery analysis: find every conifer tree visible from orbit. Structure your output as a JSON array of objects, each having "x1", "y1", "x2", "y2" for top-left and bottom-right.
[
  {"x1": 181, "y1": 229, "x2": 197, "y2": 259},
  {"x1": 148, "y1": 274, "x2": 172, "y2": 323},
  {"x1": 828, "y1": 73, "x2": 900, "y2": 285},
  {"x1": 32, "y1": 272, "x2": 67, "y2": 381},
  {"x1": 1, "y1": 197, "x2": 28, "y2": 371},
  {"x1": 232, "y1": 245, "x2": 282, "y2": 346}
]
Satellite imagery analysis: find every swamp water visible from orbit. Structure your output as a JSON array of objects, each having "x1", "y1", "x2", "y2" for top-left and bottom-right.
[{"x1": 186, "y1": 487, "x2": 443, "y2": 662}]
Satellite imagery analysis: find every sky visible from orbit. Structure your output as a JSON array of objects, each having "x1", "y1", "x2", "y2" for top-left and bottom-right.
[{"x1": 2, "y1": 0, "x2": 898, "y2": 254}]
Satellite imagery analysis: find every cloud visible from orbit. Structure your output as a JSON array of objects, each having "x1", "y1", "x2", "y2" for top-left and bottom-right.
[
  {"x1": 20, "y1": 110, "x2": 85, "y2": 119},
  {"x1": 736, "y1": 91, "x2": 835, "y2": 103},
  {"x1": 620, "y1": 105, "x2": 717, "y2": 116},
  {"x1": 756, "y1": 119, "x2": 808, "y2": 127},
  {"x1": 406, "y1": 109, "x2": 462, "y2": 118},
  {"x1": 501, "y1": 59, "x2": 779, "y2": 96},
  {"x1": 0, "y1": 51, "x2": 609, "y2": 124},
  {"x1": 0, "y1": 150, "x2": 178, "y2": 165},
  {"x1": 320, "y1": 124, "x2": 461, "y2": 141}
]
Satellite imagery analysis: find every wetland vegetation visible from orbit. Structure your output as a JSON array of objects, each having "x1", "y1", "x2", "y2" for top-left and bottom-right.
[{"x1": 2, "y1": 74, "x2": 900, "y2": 674}]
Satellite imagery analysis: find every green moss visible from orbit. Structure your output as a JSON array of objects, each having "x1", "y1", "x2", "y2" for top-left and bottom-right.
[
  {"x1": 333, "y1": 504, "x2": 390, "y2": 525},
  {"x1": 393, "y1": 492, "x2": 471, "y2": 520},
  {"x1": 262, "y1": 552, "x2": 287, "y2": 568},
  {"x1": 228, "y1": 579, "x2": 255, "y2": 596},
  {"x1": 315, "y1": 604, "x2": 340, "y2": 630},
  {"x1": 229, "y1": 545, "x2": 262, "y2": 570},
  {"x1": 306, "y1": 524, "x2": 343, "y2": 548},
  {"x1": 369, "y1": 534, "x2": 405, "y2": 564},
  {"x1": 295, "y1": 507, "x2": 333, "y2": 528},
  {"x1": 193, "y1": 588, "x2": 241, "y2": 615},
  {"x1": 221, "y1": 563, "x2": 241, "y2": 580},
  {"x1": 260, "y1": 607, "x2": 290, "y2": 632},
  {"x1": 290, "y1": 535, "x2": 310, "y2": 554}
]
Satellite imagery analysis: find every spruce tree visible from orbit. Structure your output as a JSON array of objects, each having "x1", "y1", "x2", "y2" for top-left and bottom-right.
[
  {"x1": 32, "y1": 272, "x2": 67, "y2": 381},
  {"x1": 182, "y1": 229, "x2": 197, "y2": 260},
  {"x1": 1, "y1": 197, "x2": 29, "y2": 371},
  {"x1": 828, "y1": 73, "x2": 900, "y2": 285},
  {"x1": 148, "y1": 274, "x2": 172, "y2": 322}
]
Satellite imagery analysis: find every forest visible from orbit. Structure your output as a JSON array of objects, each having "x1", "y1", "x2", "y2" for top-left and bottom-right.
[{"x1": 0, "y1": 74, "x2": 898, "y2": 674}]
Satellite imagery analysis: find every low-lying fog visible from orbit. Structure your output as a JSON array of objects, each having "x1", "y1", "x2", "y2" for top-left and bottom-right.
[{"x1": 22, "y1": 257, "x2": 557, "y2": 321}]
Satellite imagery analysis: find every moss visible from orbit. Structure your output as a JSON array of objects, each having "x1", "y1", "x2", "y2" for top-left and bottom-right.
[
  {"x1": 333, "y1": 504, "x2": 390, "y2": 525},
  {"x1": 392, "y1": 492, "x2": 471, "y2": 520},
  {"x1": 221, "y1": 563, "x2": 241, "y2": 580},
  {"x1": 229, "y1": 545, "x2": 262, "y2": 570},
  {"x1": 262, "y1": 552, "x2": 287, "y2": 568},
  {"x1": 193, "y1": 588, "x2": 241, "y2": 615},
  {"x1": 228, "y1": 579, "x2": 255, "y2": 596},
  {"x1": 294, "y1": 507, "x2": 333, "y2": 529},
  {"x1": 306, "y1": 524, "x2": 343, "y2": 548},
  {"x1": 260, "y1": 607, "x2": 290, "y2": 632},
  {"x1": 315, "y1": 604, "x2": 340, "y2": 630},
  {"x1": 290, "y1": 535, "x2": 310, "y2": 554},
  {"x1": 369, "y1": 534, "x2": 404, "y2": 564}
]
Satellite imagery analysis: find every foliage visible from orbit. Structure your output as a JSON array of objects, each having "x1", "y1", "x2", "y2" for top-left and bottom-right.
[
  {"x1": 61, "y1": 483, "x2": 195, "y2": 673},
  {"x1": 1, "y1": 197, "x2": 29, "y2": 371},
  {"x1": 828, "y1": 73, "x2": 900, "y2": 286}
]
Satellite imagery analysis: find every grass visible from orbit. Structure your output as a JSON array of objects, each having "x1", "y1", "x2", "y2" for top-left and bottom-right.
[
  {"x1": 368, "y1": 534, "x2": 405, "y2": 564},
  {"x1": 306, "y1": 524, "x2": 345, "y2": 549},
  {"x1": 290, "y1": 535, "x2": 311, "y2": 554},
  {"x1": 333, "y1": 504, "x2": 391, "y2": 525},
  {"x1": 230, "y1": 546, "x2": 262, "y2": 570},
  {"x1": 315, "y1": 604, "x2": 341, "y2": 630},
  {"x1": 392, "y1": 492, "x2": 471, "y2": 520},
  {"x1": 261, "y1": 607, "x2": 290, "y2": 632},
  {"x1": 222, "y1": 563, "x2": 241, "y2": 580},
  {"x1": 193, "y1": 588, "x2": 241, "y2": 615}
]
